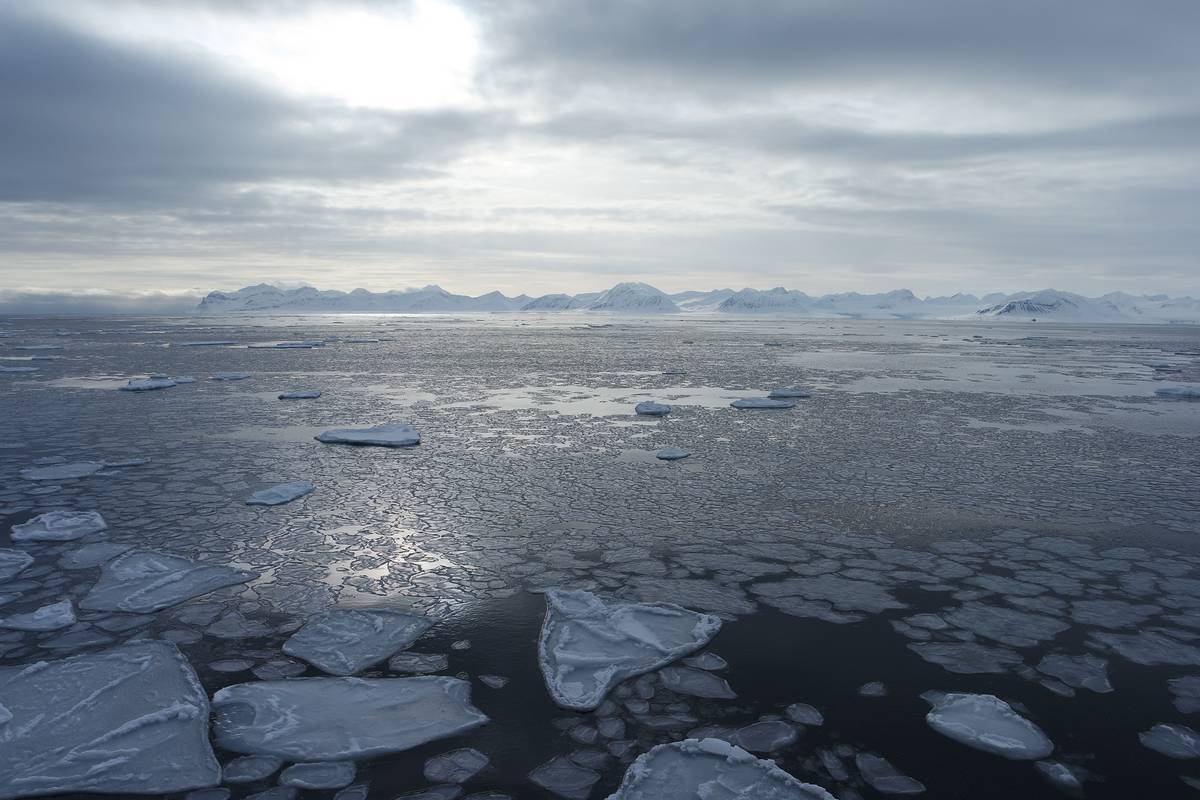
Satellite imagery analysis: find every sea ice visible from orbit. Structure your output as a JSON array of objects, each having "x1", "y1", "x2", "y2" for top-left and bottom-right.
[
  {"x1": 942, "y1": 603, "x2": 1068, "y2": 647},
  {"x1": 209, "y1": 659, "x2": 254, "y2": 673},
  {"x1": 854, "y1": 753, "x2": 926, "y2": 795},
  {"x1": 59, "y1": 542, "x2": 132, "y2": 569},
  {"x1": 281, "y1": 762, "x2": 357, "y2": 789},
  {"x1": 634, "y1": 401, "x2": 670, "y2": 416},
  {"x1": 283, "y1": 608, "x2": 432, "y2": 675},
  {"x1": 479, "y1": 674, "x2": 508, "y2": 688},
  {"x1": 923, "y1": 692, "x2": 1054, "y2": 760},
  {"x1": 605, "y1": 738, "x2": 835, "y2": 799},
  {"x1": 222, "y1": 755, "x2": 283, "y2": 783},
  {"x1": 0, "y1": 599, "x2": 75, "y2": 630},
  {"x1": 0, "y1": 641, "x2": 220, "y2": 799},
  {"x1": 659, "y1": 666, "x2": 737, "y2": 699},
  {"x1": 859, "y1": 681, "x2": 888, "y2": 697},
  {"x1": 212, "y1": 372, "x2": 251, "y2": 381},
  {"x1": 1155, "y1": 386, "x2": 1200, "y2": 399},
  {"x1": 1139, "y1": 723, "x2": 1200, "y2": 758},
  {"x1": 212, "y1": 677, "x2": 488, "y2": 760},
  {"x1": 1036, "y1": 654, "x2": 1112, "y2": 693},
  {"x1": 682, "y1": 652, "x2": 727, "y2": 670},
  {"x1": 1169, "y1": 676, "x2": 1200, "y2": 713},
  {"x1": 121, "y1": 377, "x2": 177, "y2": 392},
  {"x1": 11, "y1": 510, "x2": 107, "y2": 541},
  {"x1": 785, "y1": 703, "x2": 824, "y2": 726},
  {"x1": 1035, "y1": 761, "x2": 1086, "y2": 797},
  {"x1": 279, "y1": 390, "x2": 321, "y2": 399},
  {"x1": 735, "y1": 720, "x2": 798, "y2": 752},
  {"x1": 1089, "y1": 630, "x2": 1200, "y2": 666},
  {"x1": 731, "y1": 397, "x2": 797, "y2": 409},
  {"x1": 538, "y1": 589, "x2": 721, "y2": 710},
  {"x1": 390, "y1": 652, "x2": 449, "y2": 674},
  {"x1": 246, "y1": 481, "x2": 315, "y2": 506},
  {"x1": 908, "y1": 642, "x2": 1023, "y2": 674},
  {"x1": 0, "y1": 549, "x2": 32, "y2": 581},
  {"x1": 81, "y1": 550, "x2": 258, "y2": 613},
  {"x1": 316, "y1": 423, "x2": 421, "y2": 447},
  {"x1": 769, "y1": 388, "x2": 811, "y2": 398},
  {"x1": 655, "y1": 447, "x2": 691, "y2": 460},
  {"x1": 424, "y1": 748, "x2": 489, "y2": 783},
  {"x1": 19, "y1": 462, "x2": 104, "y2": 480}
]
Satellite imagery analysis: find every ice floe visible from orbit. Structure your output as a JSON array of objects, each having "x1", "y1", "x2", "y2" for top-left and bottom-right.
[
  {"x1": 1155, "y1": 385, "x2": 1200, "y2": 399},
  {"x1": 19, "y1": 461, "x2": 104, "y2": 480},
  {"x1": 855, "y1": 753, "x2": 926, "y2": 795},
  {"x1": 81, "y1": 550, "x2": 258, "y2": 613},
  {"x1": 59, "y1": 542, "x2": 132, "y2": 569},
  {"x1": 283, "y1": 608, "x2": 432, "y2": 675},
  {"x1": 280, "y1": 762, "x2": 357, "y2": 789},
  {"x1": 279, "y1": 390, "x2": 321, "y2": 399},
  {"x1": 212, "y1": 372, "x2": 251, "y2": 381},
  {"x1": 246, "y1": 481, "x2": 315, "y2": 506},
  {"x1": 390, "y1": 652, "x2": 449, "y2": 674},
  {"x1": 942, "y1": 603, "x2": 1069, "y2": 647},
  {"x1": 223, "y1": 755, "x2": 283, "y2": 783},
  {"x1": 424, "y1": 748, "x2": 489, "y2": 783},
  {"x1": 1089, "y1": 630, "x2": 1200, "y2": 666},
  {"x1": 11, "y1": 510, "x2": 107, "y2": 541},
  {"x1": 1036, "y1": 654, "x2": 1112, "y2": 693},
  {"x1": 923, "y1": 692, "x2": 1053, "y2": 760},
  {"x1": 606, "y1": 738, "x2": 835, "y2": 799},
  {"x1": 659, "y1": 666, "x2": 736, "y2": 699},
  {"x1": 538, "y1": 589, "x2": 721, "y2": 710},
  {"x1": 212, "y1": 677, "x2": 488, "y2": 760},
  {"x1": 655, "y1": 447, "x2": 691, "y2": 460},
  {"x1": 785, "y1": 703, "x2": 824, "y2": 726},
  {"x1": 0, "y1": 549, "x2": 32, "y2": 581},
  {"x1": 634, "y1": 401, "x2": 671, "y2": 416},
  {"x1": 121, "y1": 377, "x2": 177, "y2": 391},
  {"x1": 735, "y1": 720, "x2": 798, "y2": 752},
  {"x1": 316, "y1": 423, "x2": 421, "y2": 447},
  {"x1": 1140, "y1": 723, "x2": 1200, "y2": 758},
  {"x1": 909, "y1": 642, "x2": 1023, "y2": 674},
  {"x1": 769, "y1": 388, "x2": 811, "y2": 398},
  {"x1": 0, "y1": 598, "x2": 75, "y2": 630},
  {"x1": 731, "y1": 397, "x2": 796, "y2": 409},
  {"x1": 530, "y1": 755, "x2": 599, "y2": 800},
  {"x1": 0, "y1": 641, "x2": 219, "y2": 799}
]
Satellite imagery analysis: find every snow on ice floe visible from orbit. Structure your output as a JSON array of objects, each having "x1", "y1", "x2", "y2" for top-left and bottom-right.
[
  {"x1": 538, "y1": 589, "x2": 721, "y2": 711},
  {"x1": 19, "y1": 461, "x2": 104, "y2": 480},
  {"x1": 923, "y1": 692, "x2": 1053, "y2": 760},
  {"x1": 769, "y1": 388, "x2": 812, "y2": 399},
  {"x1": 424, "y1": 747, "x2": 489, "y2": 783},
  {"x1": 655, "y1": 447, "x2": 691, "y2": 460},
  {"x1": 121, "y1": 377, "x2": 177, "y2": 391},
  {"x1": 0, "y1": 641, "x2": 220, "y2": 799},
  {"x1": 0, "y1": 549, "x2": 33, "y2": 581},
  {"x1": 731, "y1": 397, "x2": 796, "y2": 409},
  {"x1": 855, "y1": 753, "x2": 926, "y2": 795},
  {"x1": 283, "y1": 609, "x2": 432, "y2": 676},
  {"x1": 212, "y1": 677, "x2": 488, "y2": 760},
  {"x1": 316, "y1": 423, "x2": 421, "y2": 447},
  {"x1": 634, "y1": 401, "x2": 671, "y2": 416},
  {"x1": 280, "y1": 762, "x2": 356, "y2": 789},
  {"x1": 279, "y1": 390, "x2": 321, "y2": 399},
  {"x1": 0, "y1": 599, "x2": 75, "y2": 630},
  {"x1": 246, "y1": 481, "x2": 315, "y2": 506},
  {"x1": 80, "y1": 550, "x2": 258, "y2": 613},
  {"x1": 1140, "y1": 723, "x2": 1200, "y2": 758},
  {"x1": 11, "y1": 510, "x2": 107, "y2": 542},
  {"x1": 1155, "y1": 385, "x2": 1200, "y2": 399},
  {"x1": 606, "y1": 738, "x2": 835, "y2": 800}
]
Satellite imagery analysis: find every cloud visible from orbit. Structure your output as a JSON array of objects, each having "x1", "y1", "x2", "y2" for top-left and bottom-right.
[{"x1": 0, "y1": 288, "x2": 203, "y2": 315}]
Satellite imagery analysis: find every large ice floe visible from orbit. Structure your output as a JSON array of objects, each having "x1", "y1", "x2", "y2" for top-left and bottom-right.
[
  {"x1": 731, "y1": 397, "x2": 796, "y2": 409},
  {"x1": 80, "y1": 550, "x2": 258, "y2": 613},
  {"x1": 246, "y1": 481, "x2": 315, "y2": 506},
  {"x1": 212, "y1": 677, "x2": 488, "y2": 760},
  {"x1": 606, "y1": 738, "x2": 835, "y2": 799},
  {"x1": 0, "y1": 641, "x2": 220, "y2": 799},
  {"x1": 18, "y1": 462, "x2": 104, "y2": 480},
  {"x1": 538, "y1": 589, "x2": 721, "y2": 711},
  {"x1": 923, "y1": 692, "x2": 1054, "y2": 760},
  {"x1": 283, "y1": 609, "x2": 432, "y2": 675},
  {"x1": 1139, "y1": 723, "x2": 1200, "y2": 758},
  {"x1": 315, "y1": 423, "x2": 421, "y2": 447},
  {"x1": 11, "y1": 510, "x2": 107, "y2": 541}
]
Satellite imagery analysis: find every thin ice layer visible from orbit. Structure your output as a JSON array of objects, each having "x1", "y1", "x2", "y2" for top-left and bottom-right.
[
  {"x1": 0, "y1": 641, "x2": 220, "y2": 799},
  {"x1": 283, "y1": 609, "x2": 432, "y2": 675},
  {"x1": 212, "y1": 677, "x2": 488, "y2": 760},
  {"x1": 538, "y1": 589, "x2": 721, "y2": 711},
  {"x1": 246, "y1": 481, "x2": 315, "y2": 506},
  {"x1": 606, "y1": 738, "x2": 835, "y2": 799},
  {"x1": 81, "y1": 550, "x2": 258, "y2": 613}
]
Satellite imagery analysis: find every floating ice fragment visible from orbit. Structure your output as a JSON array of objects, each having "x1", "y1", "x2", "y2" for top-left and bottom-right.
[
  {"x1": 59, "y1": 542, "x2": 132, "y2": 569},
  {"x1": 942, "y1": 603, "x2": 1068, "y2": 647},
  {"x1": 769, "y1": 388, "x2": 811, "y2": 398},
  {"x1": 19, "y1": 462, "x2": 104, "y2": 480},
  {"x1": 1140, "y1": 723, "x2": 1200, "y2": 758},
  {"x1": 222, "y1": 755, "x2": 283, "y2": 783},
  {"x1": 121, "y1": 377, "x2": 176, "y2": 391},
  {"x1": 1169, "y1": 676, "x2": 1200, "y2": 713},
  {"x1": 731, "y1": 397, "x2": 796, "y2": 409},
  {"x1": 11, "y1": 510, "x2": 107, "y2": 542},
  {"x1": 735, "y1": 720, "x2": 798, "y2": 752},
  {"x1": 1089, "y1": 630, "x2": 1200, "y2": 666},
  {"x1": 81, "y1": 550, "x2": 258, "y2": 613},
  {"x1": 390, "y1": 652, "x2": 449, "y2": 674},
  {"x1": 855, "y1": 753, "x2": 926, "y2": 795},
  {"x1": 0, "y1": 549, "x2": 32, "y2": 581},
  {"x1": 785, "y1": 703, "x2": 824, "y2": 726},
  {"x1": 479, "y1": 674, "x2": 508, "y2": 688},
  {"x1": 281, "y1": 762, "x2": 357, "y2": 789},
  {"x1": 682, "y1": 651, "x2": 727, "y2": 670},
  {"x1": 279, "y1": 390, "x2": 321, "y2": 399},
  {"x1": 659, "y1": 666, "x2": 737, "y2": 699},
  {"x1": 923, "y1": 692, "x2": 1053, "y2": 760},
  {"x1": 212, "y1": 677, "x2": 488, "y2": 760},
  {"x1": 538, "y1": 589, "x2": 721, "y2": 710},
  {"x1": 859, "y1": 681, "x2": 888, "y2": 697},
  {"x1": 0, "y1": 599, "x2": 75, "y2": 630},
  {"x1": 1036, "y1": 654, "x2": 1112, "y2": 693},
  {"x1": 606, "y1": 738, "x2": 835, "y2": 799},
  {"x1": 251, "y1": 659, "x2": 307, "y2": 679},
  {"x1": 908, "y1": 642, "x2": 1023, "y2": 674},
  {"x1": 424, "y1": 748, "x2": 489, "y2": 783},
  {"x1": 316, "y1": 423, "x2": 421, "y2": 447},
  {"x1": 1155, "y1": 385, "x2": 1200, "y2": 399},
  {"x1": 634, "y1": 401, "x2": 670, "y2": 416},
  {"x1": 1035, "y1": 761, "x2": 1087, "y2": 797},
  {"x1": 209, "y1": 659, "x2": 254, "y2": 673},
  {"x1": 246, "y1": 481, "x2": 315, "y2": 506},
  {"x1": 212, "y1": 372, "x2": 251, "y2": 381},
  {"x1": 284, "y1": 609, "x2": 431, "y2": 676},
  {"x1": 530, "y1": 756, "x2": 599, "y2": 800},
  {"x1": 655, "y1": 447, "x2": 690, "y2": 460},
  {"x1": 0, "y1": 641, "x2": 220, "y2": 799}
]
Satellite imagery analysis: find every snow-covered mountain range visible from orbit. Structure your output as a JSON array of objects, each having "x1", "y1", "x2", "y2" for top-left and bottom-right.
[{"x1": 197, "y1": 282, "x2": 1200, "y2": 323}]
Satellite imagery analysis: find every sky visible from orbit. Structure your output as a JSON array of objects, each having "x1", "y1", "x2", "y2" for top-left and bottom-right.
[{"x1": 1, "y1": 0, "x2": 1198, "y2": 308}]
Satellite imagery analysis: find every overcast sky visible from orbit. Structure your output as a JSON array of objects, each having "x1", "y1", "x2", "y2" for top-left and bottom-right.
[{"x1": 2, "y1": 0, "x2": 1198, "y2": 303}]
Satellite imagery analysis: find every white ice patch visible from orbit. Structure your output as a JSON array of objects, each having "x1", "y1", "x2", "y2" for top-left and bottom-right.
[
  {"x1": 19, "y1": 462, "x2": 104, "y2": 480},
  {"x1": 538, "y1": 589, "x2": 721, "y2": 711},
  {"x1": 121, "y1": 377, "x2": 177, "y2": 392},
  {"x1": 279, "y1": 390, "x2": 321, "y2": 399},
  {"x1": 316, "y1": 424, "x2": 421, "y2": 447},
  {"x1": 0, "y1": 599, "x2": 75, "y2": 631},
  {"x1": 81, "y1": 550, "x2": 258, "y2": 613},
  {"x1": 634, "y1": 401, "x2": 670, "y2": 416},
  {"x1": 731, "y1": 397, "x2": 796, "y2": 409},
  {"x1": 246, "y1": 481, "x2": 315, "y2": 506},
  {"x1": 212, "y1": 677, "x2": 488, "y2": 760},
  {"x1": 11, "y1": 510, "x2": 107, "y2": 542},
  {"x1": 0, "y1": 549, "x2": 33, "y2": 581},
  {"x1": 923, "y1": 692, "x2": 1054, "y2": 760},
  {"x1": 0, "y1": 641, "x2": 220, "y2": 799},
  {"x1": 1139, "y1": 723, "x2": 1200, "y2": 758},
  {"x1": 283, "y1": 609, "x2": 432, "y2": 676},
  {"x1": 606, "y1": 738, "x2": 835, "y2": 799}
]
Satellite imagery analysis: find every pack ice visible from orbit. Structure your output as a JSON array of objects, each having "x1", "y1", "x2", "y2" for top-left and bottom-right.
[
  {"x1": 606, "y1": 738, "x2": 835, "y2": 800},
  {"x1": 19, "y1": 462, "x2": 104, "y2": 480},
  {"x1": 316, "y1": 423, "x2": 421, "y2": 447},
  {"x1": 923, "y1": 692, "x2": 1054, "y2": 760},
  {"x1": 81, "y1": 550, "x2": 258, "y2": 613},
  {"x1": 0, "y1": 641, "x2": 220, "y2": 799},
  {"x1": 283, "y1": 609, "x2": 432, "y2": 675},
  {"x1": 538, "y1": 589, "x2": 721, "y2": 710},
  {"x1": 11, "y1": 510, "x2": 107, "y2": 542},
  {"x1": 212, "y1": 677, "x2": 488, "y2": 760},
  {"x1": 246, "y1": 481, "x2": 315, "y2": 506}
]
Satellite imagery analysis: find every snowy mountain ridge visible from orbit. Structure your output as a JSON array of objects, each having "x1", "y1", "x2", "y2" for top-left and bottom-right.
[{"x1": 197, "y1": 283, "x2": 1200, "y2": 323}]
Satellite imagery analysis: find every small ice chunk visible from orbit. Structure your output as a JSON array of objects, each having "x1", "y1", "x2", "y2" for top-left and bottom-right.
[
  {"x1": 1155, "y1": 385, "x2": 1200, "y2": 399},
  {"x1": 607, "y1": 738, "x2": 835, "y2": 799},
  {"x1": 0, "y1": 641, "x2": 220, "y2": 798},
  {"x1": 81, "y1": 550, "x2": 258, "y2": 613},
  {"x1": 1169, "y1": 676, "x2": 1200, "y2": 713},
  {"x1": 1035, "y1": 761, "x2": 1087, "y2": 797},
  {"x1": 223, "y1": 755, "x2": 283, "y2": 783},
  {"x1": 252, "y1": 659, "x2": 307, "y2": 679},
  {"x1": 538, "y1": 589, "x2": 721, "y2": 710},
  {"x1": 731, "y1": 397, "x2": 796, "y2": 409},
  {"x1": 11, "y1": 510, "x2": 107, "y2": 542},
  {"x1": 0, "y1": 599, "x2": 75, "y2": 631},
  {"x1": 212, "y1": 677, "x2": 488, "y2": 760},
  {"x1": 855, "y1": 753, "x2": 926, "y2": 795},
  {"x1": 1089, "y1": 630, "x2": 1200, "y2": 666},
  {"x1": 655, "y1": 447, "x2": 691, "y2": 460},
  {"x1": 785, "y1": 703, "x2": 824, "y2": 726},
  {"x1": 424, "y1": 748, "x2": 489, "y2": 783},
  {"x1": 1036, "y1": 654, "x2": 1112, "y2": 693},
  {"x1": 735, "y1": 720, "x2": 799, "y2": 752},
  {"x1": 634, "y1": 401, "x2": 671, "y2": 416},
  {"x1": 0, "y1": 549, "x2": 33, "y2": 581},
  {"x1": 121, "y1": 377, "x2": 176, "y2": 391},
  {"x1": 59, "y1": 542, "x2": 132, "y2": 569},
  {"x1": 390, "y1": 652, "x2": 449, "y2": 674},
  {"x1": 246, "y1": 481, "x2": 315, "y2": 506},
  {"x1": 479, "y1": 674, "x2": 509, "y2": 688},
  {"x1": 924, "y1": 692, "x2": 1054, "y2": 760},
  {"x1": 316, "y1": 423, "x2": 420, "y2": 447},
  {"x1": 659, "y1": 666, "x2": 737, "y2": 699},
  {"x1": 451, "y1": 639, "x2": 471, "y2": 650},
  {"x1": 281, "y1": 762, "x2": 357, "y2": 789},
  {"x1": 283, "y1": 609, "x2": 432, "y2": 676},
  {"x1": 769, "y1": 388, "x2": 811, "y2": 398},
  {"x1": 529, "y1": 756, "x2": 599, "y2": 800},
  {"x1": 212, "y1": 372, "x2": 251, "y2": 381},
  {"x1": 209, "y1": 659, "x2": 255, "y2": 673},
  {"x1": 279, "y1": 390, "x2": 321, "y2": 399},
  {"x1": 1139, "y1": 723, "x2": 1200, "y2": 758},
  {"x1": 859, "y1": 681, "x2": 888, "y2": 697},
  {"x1": 19, "y1": 462, "x2": 104, "y2": 480}
]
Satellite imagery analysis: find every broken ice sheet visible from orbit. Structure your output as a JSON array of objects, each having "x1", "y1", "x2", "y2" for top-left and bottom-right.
[
  {"x1": 0, "y1": 641, "x2": 220, "y2": 799},
  {"x1": 11, "y1": 510, "x2": 107, "y2": 542},
  {"x1": 283, "y1": 608, "x2": 432, "y2": 675},
  {"x1": 81, "y1": 550, "x2": 258, "y2": 613},
  {"x1": 538, "y1": 589, "x2": 721, "y2": 710}
]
